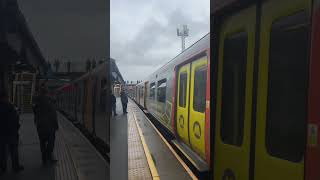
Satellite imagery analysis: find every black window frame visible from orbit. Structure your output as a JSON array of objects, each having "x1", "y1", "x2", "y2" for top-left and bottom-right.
[
  {"x1": 157, "y1": 79, "x2": 167, "y2": 103},
  {"x1": 265, "y1": 11, "x2": 309, "y2": 163},
  {"x1": 193, "y1": 64, "x2": 207, "y2": 113},
  {"x1": 220, "y1": 31, "x2": 248, "y2": 147},
  {"x1": 150, "y1": 82, "x2": 156, "y2": 100},
  {"x1": 179, "y1": 72, "x2": 188, "y2": 107}
]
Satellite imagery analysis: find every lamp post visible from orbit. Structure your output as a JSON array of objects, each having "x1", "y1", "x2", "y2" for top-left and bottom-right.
[{"x1": 177, "y1": 25, "x2": 189, "y2": 52}]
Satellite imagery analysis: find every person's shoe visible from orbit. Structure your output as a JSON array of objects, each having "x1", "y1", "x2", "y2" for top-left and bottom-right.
[{"x1": 13, "y1": 165, "x2": 24, "y2": 173}]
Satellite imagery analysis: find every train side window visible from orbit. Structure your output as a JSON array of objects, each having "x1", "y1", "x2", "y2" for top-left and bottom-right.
[
  {"x1": 221, "y1": 32, "x2": 247, "y2": 146},
  {"x1": 193, "y1": 65, "x2": 207, "y2": 113},
  {"x1": 179, "y1": 72, "x2": 188, "y2": 107},
  {"x1": 266, "y1": 12, "x2": 308, "y2": 162},
  {"x1": 140, "y1": 87, "x2": 143, "y2": 98},
  {"x1": 157, "y1": 79, "x2": 167, "y2": 103},
  {"x1": 150, "y1": 82, "x2": 155, "y2": 99}
]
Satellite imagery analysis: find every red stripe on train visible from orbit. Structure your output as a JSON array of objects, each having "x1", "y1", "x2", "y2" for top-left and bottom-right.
[
  {"x1": 171, "y1": 67, "x2": 177, "y2": 135},
  {"x1": 205, "y1": 49, "x2": 211, "y2": 166},
  {"x1": 306, "y1": 5, "x2": 320, "y2": 180}
]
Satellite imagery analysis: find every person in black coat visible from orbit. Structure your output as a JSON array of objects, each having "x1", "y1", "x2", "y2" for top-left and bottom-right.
[
  {"x1": 33, "y1": 87, "x2": 58, "y2": 165},
  {"x1": 111, "y1": 93, "x2": 117, "y2": 116},
  {"x1": 120, "y1": 90, "x2": 128, "y2": 114},
  {"x1": 0, "y1": 91, "x2": 24, "y2": 174}
]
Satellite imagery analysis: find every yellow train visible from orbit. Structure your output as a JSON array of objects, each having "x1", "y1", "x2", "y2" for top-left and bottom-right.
[
  {"x1": 132, "y1": 34, "x2": 211, "y2": 172},
  {"x1": 132, "y1": 0, "x2": 320, "y2": 179}
]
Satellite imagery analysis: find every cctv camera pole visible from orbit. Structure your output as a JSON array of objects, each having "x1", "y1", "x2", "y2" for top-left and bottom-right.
[{"x1": 177, "y1": 25, "x2": 189, "y2": 52}]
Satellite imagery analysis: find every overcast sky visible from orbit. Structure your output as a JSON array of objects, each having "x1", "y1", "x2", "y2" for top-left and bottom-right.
[
  {"x1": 17, "y1": 0, "x2": 108, "y2": 72},
  {"x1": 111, "y1": 0, "x2": 210, "y2": 82}
]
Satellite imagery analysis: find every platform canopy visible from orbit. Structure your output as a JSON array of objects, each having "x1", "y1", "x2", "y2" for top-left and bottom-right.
[{"x1": 0, "y1": 0, "x2": 47, "y2": 75}]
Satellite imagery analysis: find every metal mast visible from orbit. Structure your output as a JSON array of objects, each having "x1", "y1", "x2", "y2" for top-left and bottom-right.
[{"x1": 177, "y1": 25, "x2": 189, "y2": 52}]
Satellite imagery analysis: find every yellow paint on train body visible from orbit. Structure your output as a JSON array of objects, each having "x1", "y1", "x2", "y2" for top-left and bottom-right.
[
  {"x1": 214, "y1": 0, "x2": 311, "y2": 180},
  {"x1": 177, "y1": 63, "x2": 191, "y2": 146},
  {"x1": 214, "y1": 6, "x2": 256, "y2": 180},
  {"x1": 254, "y1": 0, "x2": 310, "y2": 179},
  {"x1": 189, "y1": 57, "x2": 208, "y2": 159}
]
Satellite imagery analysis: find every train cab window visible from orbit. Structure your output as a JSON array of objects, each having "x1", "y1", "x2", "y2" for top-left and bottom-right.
[
  {"x1": 157, "y1": 79, "x2": 166, "y2": 103},
  {"x1": 266, "y1": 12, "x2": 308, "y2": 162},
  {"x1": 150, "y1": 82, "x2": 155, "y2": 99},
  {"x1": 179, "y1": 72, "x2": 188, "y2": 107},
  {"x1": 193, "y1": 65, "x2": 207, "y2": 113},
  {"x1": 221, "y1": 32, "x2": 247, "y2": 146}
]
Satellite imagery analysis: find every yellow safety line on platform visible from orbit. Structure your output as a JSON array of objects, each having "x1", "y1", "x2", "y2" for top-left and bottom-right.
[
  {"x1": 132, "y1": 112, "x2": 160, "y2": 180},
  {"x1": 140, "y1": 110, "x2": 198, "y2": 180}
]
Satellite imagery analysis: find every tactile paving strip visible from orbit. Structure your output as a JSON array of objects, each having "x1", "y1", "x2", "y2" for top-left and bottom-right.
[
  {"x1": 128, "y1": 109, "x2": 153, "y2": 180},
  {"x1": 54, "y1": 131, "x2": 78, "y2": 180}
]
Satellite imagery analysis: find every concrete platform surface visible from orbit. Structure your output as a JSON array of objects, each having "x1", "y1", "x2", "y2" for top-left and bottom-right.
[{"x1": 0, "y1": 113, "x2": 109, "y2": 180}]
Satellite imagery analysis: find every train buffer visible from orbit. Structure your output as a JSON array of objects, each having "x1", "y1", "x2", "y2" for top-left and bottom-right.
[
  {"x1": 126, "y1": 99, "x2": 197, "y2": 180},
  {"x1": 0, "y1": 113, "x2": 109, "y2": 180}
]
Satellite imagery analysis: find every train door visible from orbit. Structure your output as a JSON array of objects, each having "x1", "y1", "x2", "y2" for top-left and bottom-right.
[
  {"x1": 214, "y1": 6, "x2": 256, "y2": 180},
  {"x1": 84, "y1": 79, "x2": 93, "y2": 132},
  {"x1": 214, "y1": 0, "x2": 311, "y2": 180},
  {"x1": 189, "y1": 57, "x2": 208, "y2": 159},
  {"x1": 144, "y1": 82, "x2": 148, "y2": 108},
  {"x1": 176, "y1": 56, "x2": 208, "y2": 149},
  {"x1": 254, "y1": 0, "x2": 310, "y2": 180},
  {"x1": 177, "y1": 63, "x2": 191, "y2": 145},
  {"x1": 140, "y1": 86, "x2": 144, "y2": 106}
]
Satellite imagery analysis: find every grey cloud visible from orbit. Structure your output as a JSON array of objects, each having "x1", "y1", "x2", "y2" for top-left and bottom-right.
[{"x1": 112, "y1": 8, "x2": 209, "y2": 74}]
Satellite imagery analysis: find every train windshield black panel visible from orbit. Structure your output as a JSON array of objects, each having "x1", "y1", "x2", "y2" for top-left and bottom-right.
[
  {"x1": 266, "y1": 12, "x2": 309, "y2": 163},
  {"x1": 193, "y1": 65, "x2": 207, "y2": 113},
  {"x1": 221, "y1": 32, "x2": 247, "y2": 147}
]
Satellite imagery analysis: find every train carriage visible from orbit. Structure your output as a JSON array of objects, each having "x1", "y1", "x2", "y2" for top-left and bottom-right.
[
  {"x1": 133, "y1": 0, "x2": 320, "y2": 178},
  {"x1": 54, "y1": 62, "x2": 110, "y2": 146},
  {"x1": 134, "y1": 34, "x2": 211, "y2": 171}
]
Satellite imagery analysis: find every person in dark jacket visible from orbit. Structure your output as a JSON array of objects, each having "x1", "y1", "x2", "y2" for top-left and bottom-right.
[
  {"x1": 0, "y1": 91, "x2": 24, "y2": 174},
  {"x1": 120, "y1": 90, "x2": 128, "y2": 114},
  {"x1": 33, "y1": 87, "x2": 58, "y2": 165},
  {"x1": 111, "y1": 92, "x2": 117, "y2": 116}
]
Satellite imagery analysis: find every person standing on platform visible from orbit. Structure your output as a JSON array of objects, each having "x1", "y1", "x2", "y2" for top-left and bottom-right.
[
  {"x1": 33, "y1": 87, "x2": 58, "y2": 166},
  {"x1": 120, "y1": 90, "x2": 128, "y2": 114},
  {"x1": 111, "y1": 92, "x2": 117, "y2": 116},
  {"x1": 0, "y1": 91, "x2": 24, "y2": 174}
]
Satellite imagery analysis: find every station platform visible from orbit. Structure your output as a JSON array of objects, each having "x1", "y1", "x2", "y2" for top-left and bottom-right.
[
  {"x1": 126, "y1": 99, "x2": 196, "y2": 180},
  {"x1": 110, "y1": 98, "x2": 128, "y2": 180},
  {"x1": 0, "y1": 113, "x2": 109, "y2": 180}
]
